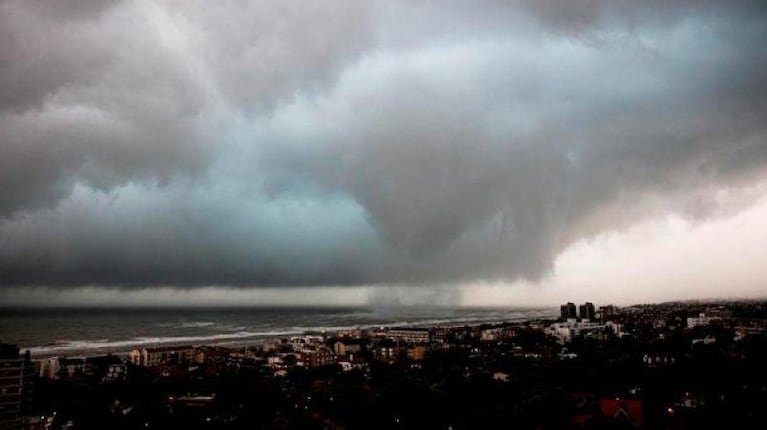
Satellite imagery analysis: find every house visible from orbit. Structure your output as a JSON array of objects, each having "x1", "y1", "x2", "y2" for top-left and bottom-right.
[{"x1": 599, "y1": 398, "x2": 643, "y2": 428}]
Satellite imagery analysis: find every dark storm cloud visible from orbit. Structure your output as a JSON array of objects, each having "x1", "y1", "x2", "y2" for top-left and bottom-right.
[
  {"x1": 0, "y1": 0, "x2": 372, "y2": 214},
  {"x1": 1, "y1": 0, "x2": 767, "y2": 289}
]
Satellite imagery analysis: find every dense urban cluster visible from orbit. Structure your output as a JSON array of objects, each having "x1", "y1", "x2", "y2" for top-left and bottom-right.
[{"x1": 2, "y1": 300, "x2": 767, "y2": 429}]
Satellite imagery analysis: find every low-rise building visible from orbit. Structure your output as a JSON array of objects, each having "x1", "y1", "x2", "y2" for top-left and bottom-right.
[
  {"x1": 493, "y1": 372, "x2": 510, "y2": 382},
  {"x1": 386, "y1": 328, "x2": 430, "y2": 344},
  {"x1": 599, "y1": 398, "x2": 643, "y2": 428},
  {"x1": 406, "y1": 344, "x2": 428, "y2": 361},
  {"x1": 373, "y1": 339, "x2": 400, "y2": 363},
  {"x1": 59, "y1": 357, "x2": 86, "y2": 378},
  {"x1": 38, "y1": 357, "x2": 60, "y2": 380},
  {"x1": 299, "y1": 347, "x2": 336, "y2": 368},
  {"x1": 480, "y1": 325, "x2": 519, "y2": 341},
  {"x1": 333, "y1": 340, "x2": 363, "y2": 356},
  {"x1": 687, "y1": 313, "x2": 719, "y2": 329},
  {"x1": 84, "y1": 355, "x2": 127, "y2": 382},
  {"x1": 546, "y1": 323, "x2": 572, "y2": 344},
  {"x1": 429, "y1": 326, "x2": 452, "y2": 343},
  {"x1": 129, "y1": 345, "x2": 195, "y2": 367}
]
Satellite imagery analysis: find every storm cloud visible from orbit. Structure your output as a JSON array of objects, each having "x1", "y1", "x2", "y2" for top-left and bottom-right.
[{"x1": 1, "y1": 0, "x2": 767, "y2": 291}]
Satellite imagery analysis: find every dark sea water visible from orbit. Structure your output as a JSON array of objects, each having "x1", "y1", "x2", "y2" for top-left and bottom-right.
[{"x1": 0, "y1": 307, "x2": 555, "y2": 357}]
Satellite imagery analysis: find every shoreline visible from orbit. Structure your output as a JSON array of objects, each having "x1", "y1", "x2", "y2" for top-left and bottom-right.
[{"x1": 24, "y1": 315, "x2": 553, "y2": 360}]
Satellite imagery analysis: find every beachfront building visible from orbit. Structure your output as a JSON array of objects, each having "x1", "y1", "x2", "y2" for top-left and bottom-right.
[
  {"x1": 385, "y1": 328, "x2": 430, "y2": 344},
  {"x1": 129, "y1": 346, "x2": 195, "y2": 367}
]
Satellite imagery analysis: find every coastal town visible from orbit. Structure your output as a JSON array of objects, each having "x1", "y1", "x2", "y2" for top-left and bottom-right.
[{"x1": 2, "y1": 300, "x2": 767, "y2": 429}]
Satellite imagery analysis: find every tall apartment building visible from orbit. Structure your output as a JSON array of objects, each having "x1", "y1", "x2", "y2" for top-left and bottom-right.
[
  {"x1": 560, "y1": 302, "x2": 577, "y2": 320},
  {"x1": 0, "y1": 344, "x2": 34, "y2": 430},
  {"x1": 579, "y1": 302, "x2": 596, "y2": 321}
]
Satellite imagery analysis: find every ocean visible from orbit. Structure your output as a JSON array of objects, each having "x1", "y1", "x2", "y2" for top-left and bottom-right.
[{"x1": 0, "y1": 306, "x2": 556, "y2": 357}]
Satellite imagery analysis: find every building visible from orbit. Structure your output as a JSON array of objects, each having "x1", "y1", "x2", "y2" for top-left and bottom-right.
[
  {"x1": 547, "y1": 319, "x2": 613, "y2": 344},
  {"x1": 261, "y1": 340, "x2": 283, "y2": 353},
  {"x1": 546, "y1": 323, "x2": 572, "y2": 344},
  {"x1": 287, "y1": 335, "x2": 325, "y2": 352},
  {"x1": 373, "y1": 339, "x2": 400, "y2": 363},
  {"x1": 299, "y1": 347, "x2": 336, "y2": 368},
  {"x1": 687, "y1": 313, "x2": 719, "y2": 329},
  {"x1": 406, "y1": 344, "x2": 428, "y2": 361},
  {"x1": 603, "y1": 321, "x2": 623, "y2": 337},
  {"x1": 129, "y1": 346, "x2": 194, "y2": 367},
  {"x1": 333, "y1": 340, "x2": 363, "y2": 357},
  {"x1": 333, "y1": 328, "x2": 363, "y2": 339},
  {"x1": 429, "y1": 326, "x2": 452, "y2": 343},
  {"x1": 579, "y1": 302, "x2": 596, "y2": 321},
  {"x1": 128, "y1": 349, "x2": 143, "y2": 366},
  {"x1": 492, "y1": 372, "x2": 510, "y2": 382},
  {"x1": 561, "y1": 302, "x2": 577, "y2": 320},
  {"x1": 598, "y1": 305, "x2": 617, "y2": 320},
  {"x1": 480, "y1": 328, "x2": 501, "y2": 341},
  {"x1": 599, "y1": 398, "x2": 643, "y2": 427},
  {"x1": 58, "y1": 357, "x2": 85, "y2": 378},
  {"x1": 0, "y1": 344, "x2": 34, "y2": 430},
  {"x1": 38, "y1": 358, "x2": 60, "y2": 380},
  {"x1": 84, "y1": 355, "x2": 127, "y2": 382},
  {"x1": 386, "y1": 328, "x2": 430, "y2": 344},
  {"x1": 480, "y1": 325, "x2": 518, "y2": 341},
  {"x1": 104, "y1": 362, "x2": 127, "y2": 382},
  {"x1": 145, "y1": 346, "x2": 194, "y2": 367}
]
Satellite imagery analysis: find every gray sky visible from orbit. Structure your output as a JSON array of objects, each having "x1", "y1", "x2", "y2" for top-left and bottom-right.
[{"x1": 1, "y1": 0, "x2": 767, "y2": 306}]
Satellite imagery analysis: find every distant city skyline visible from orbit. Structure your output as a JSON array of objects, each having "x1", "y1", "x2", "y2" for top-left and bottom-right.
[{"x1": 1, "y1": 1, "x2": 767, "y2": 306}]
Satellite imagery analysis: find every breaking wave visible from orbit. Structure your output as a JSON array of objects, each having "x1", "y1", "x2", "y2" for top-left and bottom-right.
[{"x1": 23, "y1": 308, "x2": 556, "y2": 356}]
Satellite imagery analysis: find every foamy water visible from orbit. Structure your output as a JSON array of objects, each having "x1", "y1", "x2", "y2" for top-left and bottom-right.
[{"x1": 0, "y1": 307, "x2": 556, "y2": 357}]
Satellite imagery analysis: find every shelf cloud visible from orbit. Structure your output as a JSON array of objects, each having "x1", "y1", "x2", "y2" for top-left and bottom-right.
[{"x1": 1, "y1": 1, "x2": 766, "y2": 296}]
